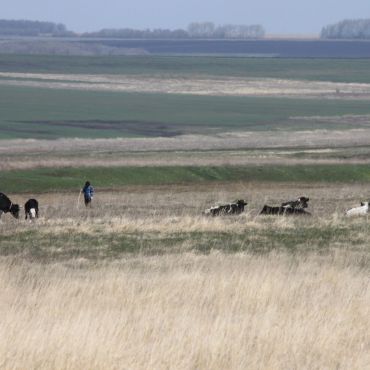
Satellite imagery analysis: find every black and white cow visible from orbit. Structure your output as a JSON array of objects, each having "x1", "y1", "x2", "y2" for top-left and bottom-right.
[
  {"x1": 260, "y1": 196, "x2": 310, "y2": 216},
  {"x1": 0, "y1": 192, "x2": 20, "y2": 220},
  {"x1": 281, "y1": 196, "x2": 309, "y2": 210},
  {"x1": 25, "y1": 199, "x2": 39, "y2": 220},
  {"x1": 205, "y1": 199, "x2": 248, "y2": 216}
]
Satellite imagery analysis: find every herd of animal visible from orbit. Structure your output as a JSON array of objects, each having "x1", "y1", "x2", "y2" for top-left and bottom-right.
[
  {"x1": 0, "y1": 192, "x2": 369, "y2": 222},
  {"x1": 205, "y1": 196, "x2": 311, "y2": 216},
  {"x1": 205, "y1": 196, "x2": 370, "y2": 217}
]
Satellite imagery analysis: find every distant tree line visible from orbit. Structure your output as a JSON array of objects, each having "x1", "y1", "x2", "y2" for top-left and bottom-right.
[
  {"x1": 0, "y1": 19, "x2": 265, "y2": 39},
  {"x1": 0, "y1": 19, "x2": 74, "y2": 37},
  {"x1": 82, "y1": 28, "x2": 189, "y2": 39},
  {"x1": 187, "y1": 22, "x2": 265, "y2": 39},
  {"x1": 321, "y1": 19, "x2": 370, "y2": 39},
  {"x1": 83, "y1": 22, "x2": 265, "y2": 39}
]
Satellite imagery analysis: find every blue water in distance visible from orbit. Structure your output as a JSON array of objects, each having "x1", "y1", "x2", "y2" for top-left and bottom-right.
[{"x1": 83, "y1": 39, "x2": 370, "y2": 58}]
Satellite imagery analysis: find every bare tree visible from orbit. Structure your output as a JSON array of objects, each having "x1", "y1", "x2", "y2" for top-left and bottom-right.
[{"x1": 321, "y1": 19, "x2": 370, "y2": 39}]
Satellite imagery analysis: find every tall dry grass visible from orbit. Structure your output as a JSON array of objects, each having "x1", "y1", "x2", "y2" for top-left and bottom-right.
[{"x1": 0, "y1": 252, "x2": 368, "y2": 369}]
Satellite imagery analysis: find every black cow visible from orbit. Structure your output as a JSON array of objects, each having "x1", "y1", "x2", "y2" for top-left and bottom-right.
[
  {"x1": 260, "y1": 196, "x2": 311, "y2": 216},
  {"x1": 260, "y1": 205, "x2": 284, "y2": 215},
  {"x1": 0, "y1": 192, "x2": 20, "y2": 220},
  {"x1": 281, "y1": 196, "x2": 309, "y2": 209},
  {"x1": 25, "y1": 199, "x2": 39, "y2": 220},
  {"x1": 205, "y1": 200, "x2": 248, "y2": 216},
  {"x1": 260, "y1": 205, "x2": 311, "y2": 216}
]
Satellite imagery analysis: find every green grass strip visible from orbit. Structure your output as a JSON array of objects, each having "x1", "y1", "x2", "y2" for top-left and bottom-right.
[
  {"x1": 2, "y1": 164, "x2": 370, "y2": 193},
  {"x1": 1, "y1": 55, "x2": 370, "y2": 83}
]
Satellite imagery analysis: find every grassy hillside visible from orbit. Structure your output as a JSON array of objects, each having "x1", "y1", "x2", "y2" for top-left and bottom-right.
[{"x1": 2, "y1": 164, "x2": 370, "y2": 193}]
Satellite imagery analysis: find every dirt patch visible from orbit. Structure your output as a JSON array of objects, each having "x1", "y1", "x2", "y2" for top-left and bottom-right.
[
  {"x1": 2, "y1": 72, "x2": 370, "y2": 99},
  {"x1": 2, "y1": 130, "x2": 370, "y2": 170},
  {"x1": 2, "y1": 130, "x2": 370, "y2": 156},
  {"x1": 2, "y1": 149, "x2": 370, "y2": 171}
]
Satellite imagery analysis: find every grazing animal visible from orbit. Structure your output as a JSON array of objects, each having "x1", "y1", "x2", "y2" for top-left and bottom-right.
[
  {"x1": 260, "y1": 205, "x2": 284, "y2": 215},
  {"x1": 285, "y1": 207, "x2": 311, "y2": 215},
  {"x1": 260, "y1": 205, "x2": 311, "y2": 216},
  {"x1": 281, "y1": 196, "x2": 309, "y2": 210},
  {"x1": 0, "y1": 192, "x2": 20, "y2": 220},
  {"x1": 25, "y1": 199, "x2": 39, "y2": 220},
  {"x1": 345, "y1": 201, "x2": 369, "y2": 216},
  {"x1": 205, "y1": 200, "x2": 248, "y2": 216},
  {"x1": 260, "y1": 196, "x2": 311, "y2": 216}
]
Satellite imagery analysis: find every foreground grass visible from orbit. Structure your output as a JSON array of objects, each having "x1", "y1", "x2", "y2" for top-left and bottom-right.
[
  {"x1": 0, "y1": 251, "x2": 368, "y2": 369},
  {"x1": 0, "y1": 186, "x2": 368, "y2": 368},
  {"x1": 2, "y1": 164, "x2": 370, "y2": 193},
  {"x1": 1, "y1": 54, "x2": 370, "y2": 83},
  {"x1": 2, "y1": 85, "x2": 370, "y2": 139}
]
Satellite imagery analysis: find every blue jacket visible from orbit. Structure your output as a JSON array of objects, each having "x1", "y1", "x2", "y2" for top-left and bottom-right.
[{"x1": 82, "y1": 185, "x2": 94, "y2": 199}]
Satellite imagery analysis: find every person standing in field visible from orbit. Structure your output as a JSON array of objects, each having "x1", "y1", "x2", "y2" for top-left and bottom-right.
[{"x1": 81, "y1": 181, "x2": 94, "y2": 207}]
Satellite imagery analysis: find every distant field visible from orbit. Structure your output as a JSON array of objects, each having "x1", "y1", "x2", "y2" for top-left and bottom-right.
[
  {"x1": 1, "y1": 54, "x2": 370, "y2": 83},
  {"x1": 2, "y1": 164, "x2": 370, "y2": 193},
  {"x1": 2, "y1": 85, "x2": 370, "y2": 139},
  {"x1": 2, "y1": 55, "x2": 370, "y2": 139}
]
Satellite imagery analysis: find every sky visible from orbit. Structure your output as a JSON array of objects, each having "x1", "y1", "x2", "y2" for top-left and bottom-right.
[{"x1": 2, "y1": 0, "x2": 370, "y2": 35}]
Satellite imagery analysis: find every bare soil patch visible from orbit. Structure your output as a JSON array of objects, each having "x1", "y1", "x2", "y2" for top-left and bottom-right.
[
  {"x1": 2, "y1": 72, "x2": 370, "y2": 99},
  {"x1": 3, "y1": 129, "x2": 370, "y2": 170},
  {"x1": 2, "y1": 129, "x2": 370, "y2": 156}
]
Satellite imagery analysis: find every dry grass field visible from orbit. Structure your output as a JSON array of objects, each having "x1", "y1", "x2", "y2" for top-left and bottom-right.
[
  {"x1": 0, "y1": 251, "x2": 368, "y2": 370},
  {"x1": 3, "y1": 131, "x2": 370, "y2": 172},
  {"x1": 0, "y1": 184, "x2": 369, "y2": 369}
]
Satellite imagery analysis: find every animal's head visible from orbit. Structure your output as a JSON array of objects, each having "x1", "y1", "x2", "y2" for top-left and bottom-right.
[
  {"x1": 29, "y1": 208, "x2": 37, "y2": 219},
  {"x1": 360, "y1": 201, "x2": 369, "y2": 207},
  {"x1": 10, "y1": 204, "x2": 20, "y2": 219},
  {"x1": 236, "y1": 200, "x2": 248, "y2": 206},
  {"x1": 298, "y1": 197, "x2": 309, "y2": 208}
]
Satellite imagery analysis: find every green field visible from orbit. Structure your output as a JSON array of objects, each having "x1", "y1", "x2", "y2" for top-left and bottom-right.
[
  {"x1": 2, "y1": 55, "x2": 370, "y2": 139},
  {"x1": 2, "y1": 85, "x2": 370, "y2": 139},
  {"x1": 2, "y1": 164, "x2": 370, "y2": 193},
  {"x1": 1, "y1": 54, "x2": 370, "y2": 83}
]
